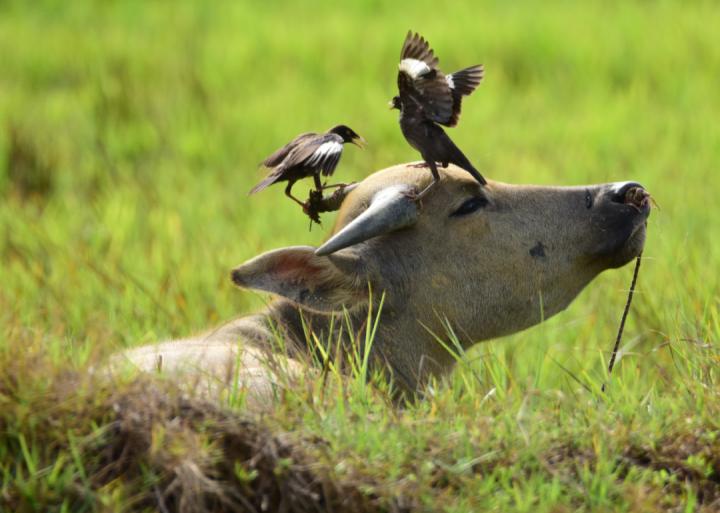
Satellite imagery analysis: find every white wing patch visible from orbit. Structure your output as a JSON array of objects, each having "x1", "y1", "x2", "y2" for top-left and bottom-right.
[
  {"x1": 446, "y1": 74, "x2": 455, "y2": 89},
  {"x1": 399, "y1": 58, "x2": 431, "y2": 79},
  {"x1": 306, "y1": 141, "x2": 343, "y2": 166}
]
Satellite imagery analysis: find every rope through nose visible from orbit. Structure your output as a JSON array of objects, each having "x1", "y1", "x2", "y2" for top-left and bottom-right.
[{"x1": 602, "y1": 251, "x2": 643, "y2": 393}]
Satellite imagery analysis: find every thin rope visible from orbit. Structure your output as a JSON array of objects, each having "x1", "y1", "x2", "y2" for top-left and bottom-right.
[{"x1": 602, "y1": 251, "x2": 643, "y2": 392}]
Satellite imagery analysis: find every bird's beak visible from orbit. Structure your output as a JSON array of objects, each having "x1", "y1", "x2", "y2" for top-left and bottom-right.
[
  {"x1": 388, "y1": 100, "x2": 395, "y2": 110},
  {"x1": 352, "y1": 136, "x2": 367, "y2": 149}
]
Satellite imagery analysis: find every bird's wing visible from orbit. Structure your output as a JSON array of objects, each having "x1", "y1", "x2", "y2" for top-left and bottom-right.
[
  {"x1": 397, "y1": 31, "x2": 453, "y2": 124},
  {"x1": 286, "y1": 134, "x2": 345, "y2": 177},
  {"x1": 443, "y1": 65, "x2": 484, "y2": 127},
  {"x1": 261, "y1": 132, "x2": 316, "y2": 168},
  {"x1": 400, "y1": 30, "x2": 439, "y2": 70},
  {"x1": 318, "y1": 145, "x2": 342, "y2": 176}
]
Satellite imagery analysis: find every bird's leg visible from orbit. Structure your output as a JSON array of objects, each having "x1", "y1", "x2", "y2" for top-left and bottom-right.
[
  {"x1": 313, "y1": 174, "x2": 324, "y2": 194},
  {"x1": 320, "y1": 182, "x2": 351, "y2": 190},
  {"x1": 415, "y1": 161, "x2": 441, "y2": 201},
  {"x1": 405, "y1": 161, "x2": 440, "y2": 202},
  {"x1": 284, "y1": 182, "x2": 307, "y2": 208},
  {"x1": 429, "y1": 160, "x2": 441, "y2": 181}
]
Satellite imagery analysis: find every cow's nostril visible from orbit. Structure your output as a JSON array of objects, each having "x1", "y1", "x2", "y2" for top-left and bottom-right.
[
  {"x1": 610, "y1": 181, "x2": 645, "y2": 203},
  {"x1": 606, "y1": 182, "x2": 651, "y2": 213},
  {"x1": 623, "y1": 186, "x2": 651, "y2": 211}
]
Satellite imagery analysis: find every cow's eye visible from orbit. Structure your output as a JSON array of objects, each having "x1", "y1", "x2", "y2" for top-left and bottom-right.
[{"x1": 450, "y1": 196, "x2": 488, "y2": 217}]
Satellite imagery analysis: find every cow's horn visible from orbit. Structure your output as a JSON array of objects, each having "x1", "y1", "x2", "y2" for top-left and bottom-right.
[{"x1": 315, "y1": 185, "x2": 419, "y2": 256}]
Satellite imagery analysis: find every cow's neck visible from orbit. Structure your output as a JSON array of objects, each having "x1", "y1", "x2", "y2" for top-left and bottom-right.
[{"x1": 253, "y1": 299, "x2": 457, "y2": 395}]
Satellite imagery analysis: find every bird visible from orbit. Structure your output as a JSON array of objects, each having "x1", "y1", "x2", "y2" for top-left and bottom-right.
[
  {"x1": 391, "y1": 31, "x2": 486, "y2": 198},
  {"x1": 250, "y1": 125, "x2": 365, "y2": 209}
]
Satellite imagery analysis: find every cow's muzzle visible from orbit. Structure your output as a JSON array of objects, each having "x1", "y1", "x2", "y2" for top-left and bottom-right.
[{"x1": 609, "y1": 182, "x2": 652, "y2": 214}]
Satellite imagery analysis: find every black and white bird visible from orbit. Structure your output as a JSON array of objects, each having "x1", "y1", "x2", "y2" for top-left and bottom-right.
[
  {"x1": 391, "y1": 31, "x2": 486, "y2": 197},
  {"x1": 250, "y1": 125, "x2": 365, "y2": 207}
]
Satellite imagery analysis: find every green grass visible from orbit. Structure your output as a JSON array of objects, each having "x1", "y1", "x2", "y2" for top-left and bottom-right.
[{"x1": 2, "y1": 0, "x2": 720, "y2": 511}]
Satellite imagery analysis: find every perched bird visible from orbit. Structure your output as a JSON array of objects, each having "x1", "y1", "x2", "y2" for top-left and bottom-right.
[
  {"x1": 391, "y1": 31, "x2": 486, "y2": 197},
  {"x1": 250, "y1": 125, "x2": 365, "y2": 208}
]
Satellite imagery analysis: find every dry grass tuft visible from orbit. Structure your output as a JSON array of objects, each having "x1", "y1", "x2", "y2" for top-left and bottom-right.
[
  {"x1": 0, "y1": 338, "x2": 413, "y2": 512},
  {"x1": 623, "y1": 430, "x2": 720, "y2": 509}
]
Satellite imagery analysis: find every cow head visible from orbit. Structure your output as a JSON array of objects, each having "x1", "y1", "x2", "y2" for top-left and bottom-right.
[{"x1": 232, "y1": 164, "x2": 650, "y2": 373}]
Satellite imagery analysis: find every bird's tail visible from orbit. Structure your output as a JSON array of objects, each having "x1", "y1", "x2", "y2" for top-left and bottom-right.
[
  {"x1": 248, "y1": 173, "x2": 280, "y2": 195},
  {"x1": 449, "y1": 146, "x2": 487, "y2": 185}
]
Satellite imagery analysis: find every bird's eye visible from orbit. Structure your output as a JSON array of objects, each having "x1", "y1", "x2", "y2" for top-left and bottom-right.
[{"x1": 450, "y1": 196, "x2": 488, "y2": 217}]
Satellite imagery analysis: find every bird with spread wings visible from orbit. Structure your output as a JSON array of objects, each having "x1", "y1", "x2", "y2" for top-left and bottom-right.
[{"x1": 391, "y1": 31, "x2": 486, "y2": 198}]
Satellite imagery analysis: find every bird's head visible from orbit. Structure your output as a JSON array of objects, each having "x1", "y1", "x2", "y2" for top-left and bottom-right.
[
  {"x1": 389, "y1": 96, "x2": 401, "y2": 110},
  {"x1": 328, "y1": 125, "x2": 366, "y2": 148}
]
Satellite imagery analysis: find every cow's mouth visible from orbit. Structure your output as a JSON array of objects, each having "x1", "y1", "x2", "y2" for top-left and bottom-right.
[{"x1": 590, "y1": 182, "x2": 651, "y2": 268}]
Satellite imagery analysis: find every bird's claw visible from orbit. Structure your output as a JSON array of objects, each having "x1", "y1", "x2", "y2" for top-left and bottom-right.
[
  {"x1": 321, "y1": 182, "x2": 350, "y2": 190},
  {"x1": 301, "y1": 182, "x2": 358, "y2": 226},
  {"x1": 303, "y1": 190, "x2": 324, "y2": 226},
  {"x1": 400, "y1": 189, "x2": 425, "y2": 209}
]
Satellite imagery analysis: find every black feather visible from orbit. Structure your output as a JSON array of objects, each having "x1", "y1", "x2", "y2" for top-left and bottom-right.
[
  {"x1": 393, "y1": 32, "x2": 486, "y2": 186},
  {"x1": 445, "y1": 65, "x2": 484, "y2": 127}
]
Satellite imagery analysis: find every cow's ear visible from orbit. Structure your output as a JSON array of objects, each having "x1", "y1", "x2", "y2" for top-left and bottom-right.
[{"x1": 231, "y1": 246, "x2": 368, "y2": 313}]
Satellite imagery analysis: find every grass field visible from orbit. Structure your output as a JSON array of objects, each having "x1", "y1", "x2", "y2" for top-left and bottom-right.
[{"x1": 1, "y1": 0, "x2": 720, "y2": 511}]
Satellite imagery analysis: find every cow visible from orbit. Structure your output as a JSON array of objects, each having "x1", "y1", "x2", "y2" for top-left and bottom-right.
[{"x1": 116, "y1": 163, "x2": 650, "y2": 402}]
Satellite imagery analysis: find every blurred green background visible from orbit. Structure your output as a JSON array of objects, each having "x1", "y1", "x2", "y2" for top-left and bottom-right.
[
  {"x1": 1, "y1": 0, "x2": 718, "y2": 367},
  {"x1": 2, "y1": 1, "x2": 720, "y2": 510}
]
